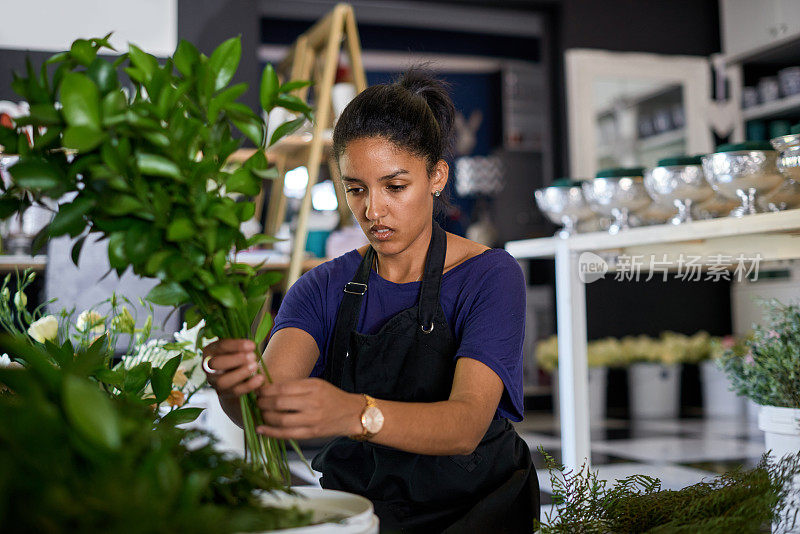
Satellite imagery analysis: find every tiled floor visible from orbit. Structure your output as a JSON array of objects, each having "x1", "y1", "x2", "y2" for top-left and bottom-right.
[{"x1": 286, "y1": 412, "x2": 768, "y2": 521}]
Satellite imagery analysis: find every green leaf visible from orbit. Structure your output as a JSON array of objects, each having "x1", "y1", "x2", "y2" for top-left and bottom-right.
[
  {"x1": 0, "y1": 197, "x2": 20, "y2": 219},
  {"x1": 151, "y1": 354, "x2": 181, "y2": 403},
  {"x1": 269, "y1": 116, "x2": 306, "y2": 146},
  {"x1": 27, "y1": 103, "x2": 61, "y2": 125},
  {"x1": 70, "y1": 39, "x2": 97, "y2": 66},
  {"x1": 71, "y1": 235, "x2": 86, "y2": 266},
  {"x1": 236, "y1": 201, "x2": 255, "y2": 221},
  {"x1": 101, "y1": 90, "x2": 127, "y2": 119},
  {"x1": 31, "y1": 225, "x2": 50, "y2": 255},
  {"x1": 95, "y1": 368, "x2": 124, "y2": 386},
  {"x1": 255, "y1": 309, "x2": 273, "y2": 344},
  {"x1": 146, "y1": 281, "x2": 190, "y2": 306},
  {"x1": 63, "y1": 375, "x2": 121, "y2": 451},
  {"x1": 209, "y1": 203, "x2": 240, "y2": 228},
  {"x1": 243, "y1": 148, "x2": 268, "y2": 171},
  {"x1": 278, "y1": 79, "x2": 313, "y2": 94},
  {"x1": 166, "y1": 217, "x2": 194, "y2": 242},
  {"x1": 60, "y1": 72, "x2": 101, "y2": 129},
  {"x1": 144, "y1": 250, "x2": 171, "y2": 276},
  {"x1": 71, "y1": 334, "x2": 110, "y2": 376},
  {"x1": 87, "y1": 57, "x2": 118, "y2": 95},
  {"x1": 124, "y1": 362, "x2": 151, "y2": 394},
  {"x1": 260, "y1": 64, "x2": 279, "y2": 111},
  {"x1": 136, "y1": 153, "x2": 181, "y2": 179},
  {"x1": 208, "y1": 36, "x2": 241, "y2": 91},
  {"x1": 276, "y1": 94, "x2": 311, "y2": 114},
  {"x1": 50, "y1": 197, "x2": 94, "y2": 237},
  {"x1": 107, "y1": 231, "x2": 128, "y2": 271},
  {"x1": 103, "y1": 195, "x2": 143, "y2": 216},
  {"x1": 159, "y1": 407, "x2": 203, "y2": 427},
  {"x1": 227, "y1": 168, "x2": 260, "y2": 196},
  {"x1": 208, "y1": 82, "x2": 248, "y2": 122},
  {"x1": 251, "y1": 166, "x2": 279, "y2": 180},
  {"x1": 246, "y1": 233, "x2": 281, "y2": 248},
  {"x1": 173, "y1": 39, "x2": 200, "y2": 77},
  {"x1": 143, "y1": 131, "x2": 170, "y2": 148},
  {"x1": 127, "y1": 44, "x2": 158, "y2": 82},
  {"x1": 212, "y1": 250, "x2": 226, "y2": 278},
  {"x1": 247, "y1": 270, "x2": 283, "y2": 296},
  {"x1": 209, "y1": 284, "x2": 239, "y2": 308},
  {"x1": 63, "y1": 125, "x2": 104, "y2": 152},
  {"x1": 232, "y1": 117, "x2": 263, "y2": 147},
  {"x1": 8, "y1": 158, "x2": 65, "y2": 189},
  {"x1": 124, "y1": 223, "x2": 159, "y2": 265},
  {"x1": 166, "y1": 256, "x2": 194, "y2": 282},
  {"x1": 0, "y1": 125, "x2": 18, "y2": 153}
]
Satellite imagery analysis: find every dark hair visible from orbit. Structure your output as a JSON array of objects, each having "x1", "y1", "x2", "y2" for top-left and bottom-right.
[{"x1": 332, "y1": 68, "x2": 455, "y2": 215}]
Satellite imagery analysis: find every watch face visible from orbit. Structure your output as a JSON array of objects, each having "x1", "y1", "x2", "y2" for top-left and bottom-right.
[{"x1": 362, "y1": 406, "x2": 384, "y2": 434}]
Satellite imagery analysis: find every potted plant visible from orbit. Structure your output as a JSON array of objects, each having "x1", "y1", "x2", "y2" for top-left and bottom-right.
[
  {"x1": 536, "y1": 335, "x2": 624, "y2": 422},
  {"x1": 718, "y1": 300, "x2": 800, "y2": 532},
  {"x1": 0, "y1": 34, "x2": 313, "y2": 484},
  {"x1": 625, "y1": 331, "x2": 712, "y2": 419}
]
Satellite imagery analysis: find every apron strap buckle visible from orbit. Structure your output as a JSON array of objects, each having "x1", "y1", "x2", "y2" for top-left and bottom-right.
[
  {"x1": 344, "y1": 282, "x2": 368, "y2": 295},
  {"x1": 420, "y1": 322, "x2": 434, "y2": 334}
]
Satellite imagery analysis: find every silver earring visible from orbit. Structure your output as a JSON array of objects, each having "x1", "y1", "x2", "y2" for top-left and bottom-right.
[{"x1": 434, "y1": 190, "x2": 441, "y2": 197}]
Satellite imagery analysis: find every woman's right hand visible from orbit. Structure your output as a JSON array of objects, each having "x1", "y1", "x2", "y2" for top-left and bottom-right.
[{"x1": 202, "y1": 339, "x2": 265, "y2": 398}]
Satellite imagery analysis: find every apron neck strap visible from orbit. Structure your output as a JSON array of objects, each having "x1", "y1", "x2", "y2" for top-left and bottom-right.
[{"x1": 417, "y1": 220, "x2": 446, "y2": 330}]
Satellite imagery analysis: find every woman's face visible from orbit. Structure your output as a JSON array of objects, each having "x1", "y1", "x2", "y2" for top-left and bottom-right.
[{"x1": 339, "y1": 136, "x2": 447, "y2": 257}]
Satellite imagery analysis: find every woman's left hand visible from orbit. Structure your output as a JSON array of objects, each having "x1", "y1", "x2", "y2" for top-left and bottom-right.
[{"x1": 255, "y1": 378, "x2": 363, "y2": 440}]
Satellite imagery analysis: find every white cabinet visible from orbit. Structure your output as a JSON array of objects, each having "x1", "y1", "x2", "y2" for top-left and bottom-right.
[{"x1": 721, "y1": 0, "x2": 800, "y2": 59}]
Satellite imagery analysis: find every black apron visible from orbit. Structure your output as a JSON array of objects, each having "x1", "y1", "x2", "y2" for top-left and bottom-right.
[{"x1": 314, "y1": 221, "x2": 539, "y2": 533}]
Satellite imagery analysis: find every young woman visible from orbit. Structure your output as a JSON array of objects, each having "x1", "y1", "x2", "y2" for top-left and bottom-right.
[{"x1": 203, "y1": 70, "x2": 539, "y2": 533}]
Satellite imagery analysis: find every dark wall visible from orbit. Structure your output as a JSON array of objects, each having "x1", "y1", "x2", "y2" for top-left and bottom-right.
[
  {"x1": 178, "y1": 0, "x2": 261, "y2": 113},
  {"x1": 560, "y1": 0, "x2": 720, "y2": 56}
]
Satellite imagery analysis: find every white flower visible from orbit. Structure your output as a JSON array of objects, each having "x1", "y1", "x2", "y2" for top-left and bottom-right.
[
  {"x1": 173, "y1": 320, "x2": 216, "y2": 355},
  {"x1": 76, "y1": 310, "x2": 105, "y2": 335},
  {"x1": 0, "y1": 353, "x2": 12, "y2": 368},
  {"x1": 28, "y1": 315, "x2": 58, "y2": 344},
  {"x1": 13, "y1": 291, "x2": 26, "y2": 308}
]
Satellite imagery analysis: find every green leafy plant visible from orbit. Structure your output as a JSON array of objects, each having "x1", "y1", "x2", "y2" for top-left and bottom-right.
[
  {"x1": 536, "y1": 447, "x2": 800, "y2": 533},
  {"x1": 719, "y1": 299, "x2": 800, "y2": 408},
  {"x1": 0, "y1": 34, "x2": 313, "y2": 484},
  {"x1": 0, "y1": 333, "x2": 313, "y2": 532}
]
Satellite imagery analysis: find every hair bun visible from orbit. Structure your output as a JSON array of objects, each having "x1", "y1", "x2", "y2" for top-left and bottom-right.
[{"x1": 398, "y1": 68, "x2": 455, "y2": 157}]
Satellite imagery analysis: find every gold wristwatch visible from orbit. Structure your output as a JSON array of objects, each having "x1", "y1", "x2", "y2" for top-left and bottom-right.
[{"x1": 350, "y1": 394, "x2": 384, "y2": 441}]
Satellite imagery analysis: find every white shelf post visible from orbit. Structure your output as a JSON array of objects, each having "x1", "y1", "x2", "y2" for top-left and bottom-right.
[{"x1": 554, "y1": 240, "x2": 591, "y2": 472}]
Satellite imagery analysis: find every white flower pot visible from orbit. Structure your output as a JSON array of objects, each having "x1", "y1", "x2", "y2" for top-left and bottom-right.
[
  {"x1": 552, "y1": 366, "x2": 608, "y2": 422},
  {"x1": 700, "y1": 359, "x2": 746, "y2": 418},
  {"x1": 629, "y1": 363, "x2": 681, "y2": 419},
  {"x1": 759, "y1": 405, "x2": 800, "y2": 533},
  {"x1": 258, "y1": 487, "x2": 378, "y2": 533}
]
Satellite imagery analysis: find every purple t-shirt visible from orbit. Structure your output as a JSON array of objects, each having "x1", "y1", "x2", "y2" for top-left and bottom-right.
[{"x1": 272, "y1": 247, "x2": 526, "y2": 421}]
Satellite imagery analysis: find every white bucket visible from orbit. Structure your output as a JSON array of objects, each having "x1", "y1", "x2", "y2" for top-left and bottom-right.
[
  {"x1": 552, "y1": 366, "x2": 608, "y2": 422},
  {"x1": 700, "y1": 359, "x2": 746, "y2": 417},
  {"x1": 629, "y1": 363, "x2": 681, "y2": 419},
  {"x1": 759, "y1": 405, "x2": 800, "y2": 534},
  {"x1": 258, "y1": 487, "x2": 378, "y2": 534}
]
